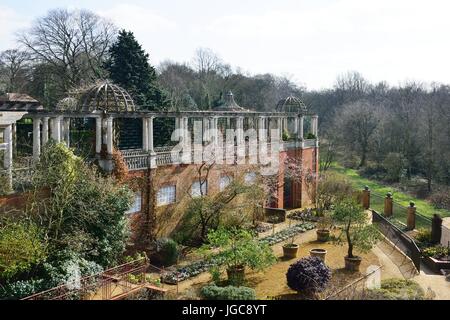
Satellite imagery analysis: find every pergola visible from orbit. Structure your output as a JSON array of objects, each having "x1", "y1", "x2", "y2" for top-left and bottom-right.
[{"x1": 0, "y1": 82, "x2": 319, "y2": 190}]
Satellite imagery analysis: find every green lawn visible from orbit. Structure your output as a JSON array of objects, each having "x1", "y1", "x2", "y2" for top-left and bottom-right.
[{"x1": 330, "y1": 164, "x2": 450, "y2": 219}]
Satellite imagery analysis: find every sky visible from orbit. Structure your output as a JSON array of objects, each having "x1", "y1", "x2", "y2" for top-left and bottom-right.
[{"x1": 1, "y1": 0, "x2": 450, "y2": 90}]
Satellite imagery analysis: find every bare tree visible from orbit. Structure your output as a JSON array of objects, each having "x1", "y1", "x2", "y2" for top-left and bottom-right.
[
  {"x1": 18, "y1": 8, "x2": 117, "y2": 94},
  {"x1": 334, "y1": 100, "x2": 380, "y2": 167},
  {"x1": 0, "y1": 49, "x2": 30, "y2": 92},
  {"x1": 192, "y1": 47, "x2": 224, "y2": 75}
]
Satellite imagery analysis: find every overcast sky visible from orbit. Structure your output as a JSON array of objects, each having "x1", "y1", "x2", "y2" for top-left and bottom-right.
[{"x1": 1, "y1": 0, "x2": 449, "y2": 90}]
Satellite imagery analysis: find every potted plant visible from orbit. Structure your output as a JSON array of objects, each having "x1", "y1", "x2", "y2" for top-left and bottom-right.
[
  {"x1": 200, "y1": 227, "x2": 276, "y2": 286},
  {"x1": 282, "y1": 235, "x2": 299, "y2": 259},
  {"x1": 332, "y1": 199, "x2": 380, "y2": 272},
  {"x1": 316, "y1": 212, "x2": 332, "y2": 242},
  {"x1": 310, "y1": 248, "x2": 327, "y2": 262}
]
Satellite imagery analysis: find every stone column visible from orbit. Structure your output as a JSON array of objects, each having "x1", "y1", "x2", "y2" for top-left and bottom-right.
[
  {"x1": 362, "y1": 186, "x2": 370, "y2": 210},
  {"x1": 142, "y1": 118, "x2": 149, "y2": 152},
  {"x1": 282, "y1": 117, "x2": 288, "y2": 134},
  {"x1": 63, "y1": 118, "x2": 70, "y2": 146},
  {"x1": 147, "y1": 116, "x2": 155, "y2": 154},
  {"x1": 236, "y1": 117, "x2": 244, "y2": 145},
  {"x1": 181, "y1": 117, "x2": 191, "y2": 163},
  {"x1": 384, "y1": 192, "x2": 393, "y2": 217},
  {"x1": 236, "y1": 116, "x2": 244, "y2": 159},
  {"x1": 407, "y1": 202, "x2": 416, "y2": 230},
  {"x1": 258, "y1": 116, "x2": 266, "y2": 142},
  {"x1": 95, "y1": 117, "x2": 102, "y2": 156},
  {"x1": 312, "y1": 115, "x2": 319, "y2": 137},
  {"x1": 32, "y1": 117, "x2": 41, "y2": 160},
  {"x1": 431, "y1": 214, "x2": 443, "y2": 244},
  {"x1": 274, "y1": 117, "x2": 282, "y2": 142},
  {"x1": 50, "y1": 117, "x2": 62, "y2": 142},
  {"x1": 42, "y1": 117, "x2": 49, "y2": 146},
  {"x1": 3, "y1": 124, "x2": 13, "y2": 190},
  {"x1": 106, "y1": 117, "x2": 114, "y2": 158},
  {"x1": 298, "y1": 116, "x2": 304, "y2": 140},
  {"x1": 147, "y1": 116, "x2": 156, "y2": 168}
]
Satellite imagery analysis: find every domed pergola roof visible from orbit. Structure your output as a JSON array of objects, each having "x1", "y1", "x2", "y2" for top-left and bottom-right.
[
  {"x1": 214, "y1": 91, "x2": 248, "y2": 112},
  {"x1": 77, "y1": 81, "x2": 136, "y2": 112},
  {"x1": 276, "y1": 95, "x2": 307, "y2": 113}
]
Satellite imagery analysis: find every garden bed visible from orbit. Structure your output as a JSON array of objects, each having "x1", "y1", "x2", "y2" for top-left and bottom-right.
[
  {"x1": 160, "y1": 222, "x2": 316, "y2": 284},
  {"x1": 422, "y1": 256, "x2": 450, "y2": 274}
]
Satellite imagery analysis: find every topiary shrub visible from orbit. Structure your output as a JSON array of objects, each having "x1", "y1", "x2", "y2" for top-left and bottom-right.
[
  {"x1": 201, "y1": 285, "x2": 256, "y2": 300},
  {"x1": 286, "y1": 256, "x2": 331, "y2": 296},
  {"x1": 155, "y1": 238, "x2": 179, "y2": 267}
]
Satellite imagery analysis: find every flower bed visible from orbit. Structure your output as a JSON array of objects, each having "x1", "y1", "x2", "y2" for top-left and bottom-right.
[
  {"x1": 287, "y1": 209, "x2": 319, "y2": 222},
  {"x1": 160, "y1": 222, "x2": 316, "y2": 284},
  {"x1": 260, "y1": 222, "x2": 315, "y2": 245}
]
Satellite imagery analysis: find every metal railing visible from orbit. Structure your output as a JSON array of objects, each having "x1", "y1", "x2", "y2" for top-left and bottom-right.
[
  {"x1": 372, "y1": 210, "x2": 421, "y2": 273},
  {"x1": 22, "y1": 257, "x2": 150, "y2": 300},
  {"x1": 324, "y1": 265, "x2": 382, "y2": 300}
]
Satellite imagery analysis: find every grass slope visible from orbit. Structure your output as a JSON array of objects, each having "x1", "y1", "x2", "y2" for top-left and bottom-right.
[{"x1": 330, "y1": 164, "x2": 450, "y2": 219}]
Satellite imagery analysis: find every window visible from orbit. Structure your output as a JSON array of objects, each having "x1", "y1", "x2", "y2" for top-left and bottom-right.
[
  {"x1": 126, "y1": 192, "x2": 142, "y2": 214},
  {"x1": 219, "y1": 175, "x2": 232, "y2": 191},
  {"x1": 244, "y1": 172, "x2": 257, "y2": 184},
  {"x1": 191, "y1": 180, "x2": 207, "y2": 198},
  {"x1": 157, "y1": 185, "x2": 176, "y2": 206}
]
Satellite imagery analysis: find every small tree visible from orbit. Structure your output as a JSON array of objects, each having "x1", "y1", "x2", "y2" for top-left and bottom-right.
[
  {"x1": 332, "y1": 199, "x2": 380, "y2": 260},
  {"x1": 313, "y1": 172, "x2": 354, "y2": 215},
  {"x1": 200, "y1": 227, "x2": 276, "y2": 285}
]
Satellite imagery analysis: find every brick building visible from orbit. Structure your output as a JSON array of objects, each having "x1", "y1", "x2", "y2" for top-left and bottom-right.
[{"x1": 0, "y1": 82, "x2": 319, "y2": 240}]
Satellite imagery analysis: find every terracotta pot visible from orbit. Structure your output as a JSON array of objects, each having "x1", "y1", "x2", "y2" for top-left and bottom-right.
[
  {"x1": 316, "y1": 229, "x2": 330, "y2": 242},
  {"x1": 227, "y1": 265, "x2": 246, "y2": 285},
  {"x1": 344, "y1": 256, "x2": 362, "y2": 272},
  {"x1": 282, "y1": 243, "x2": 299, "y2": 259},
  {"x1": 310, "y1": 249, "x2": 327, "y2": 262}
]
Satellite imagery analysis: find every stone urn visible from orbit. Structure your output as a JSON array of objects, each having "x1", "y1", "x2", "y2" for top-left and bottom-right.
[
  {"x1": 310, "y1": 248, "x2": 327, "y2": 262},
  {"x1": 344, "y1": 256, "x2": 362, "y2": 272},
  {"x1": 282, "y1": 243, "x2": 299, "y2": 259}
]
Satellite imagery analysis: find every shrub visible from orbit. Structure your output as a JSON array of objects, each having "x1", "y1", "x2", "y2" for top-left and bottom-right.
[
  {"x1": 27, "y1": 142, "x2": 134, "y2": 268},
  {"x1": 199, "y1": 227, "x2": 276, "y2": 285},
  {"x1": 306, "y1": 132, "x2": 316, "y2": 139},
  {"x1": 201, "y1": 285, "x2": 256, "y2": 300},
  {"x1": 42, "y1": 250, "x2": 103, "y2": 288},
  {"x1": 422, "y1": 246, "x2": 449, "y2": 259},
  {"x1": 366, "y1": 279, "x2": 425, "y2": 300},
  {"x1": 429, "y1": 190, "x2": 450, "y2": 210},
  {"x1": 0, "y1": 170, "x2": 12, "y2": 195},
  {"x1": 282, "y1": 130, "x2": 291, "y2": 141},
  {"x1": 415, "y1": 228, "x2": 432, "y2": 246},
  {"x1": 156, "y1": 238, "x2": 179, "y2": 266},
  {"x1": 286, "y1": 256, "x2": 331, "y2": 296},
  {"x1": 0, "y1": 221, "x2": 47, "y2": 280},
  {"x1": 0, "y1": 278, "x2": 45, "y2": 300}
]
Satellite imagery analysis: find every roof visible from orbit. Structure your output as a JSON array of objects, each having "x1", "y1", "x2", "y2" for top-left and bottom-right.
[
  {"x1": 214, "y1": 91, "x2": 248, "y2": 112},
  {"x1": 276, "y1": 96, "x2": 308, "y2": 113},
  {"x1": 0, "y1": 93, "x2": 44, "y2": 111},
  {"x1": 76, "y1": 81, "x2": 136, "y2": 113}
]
